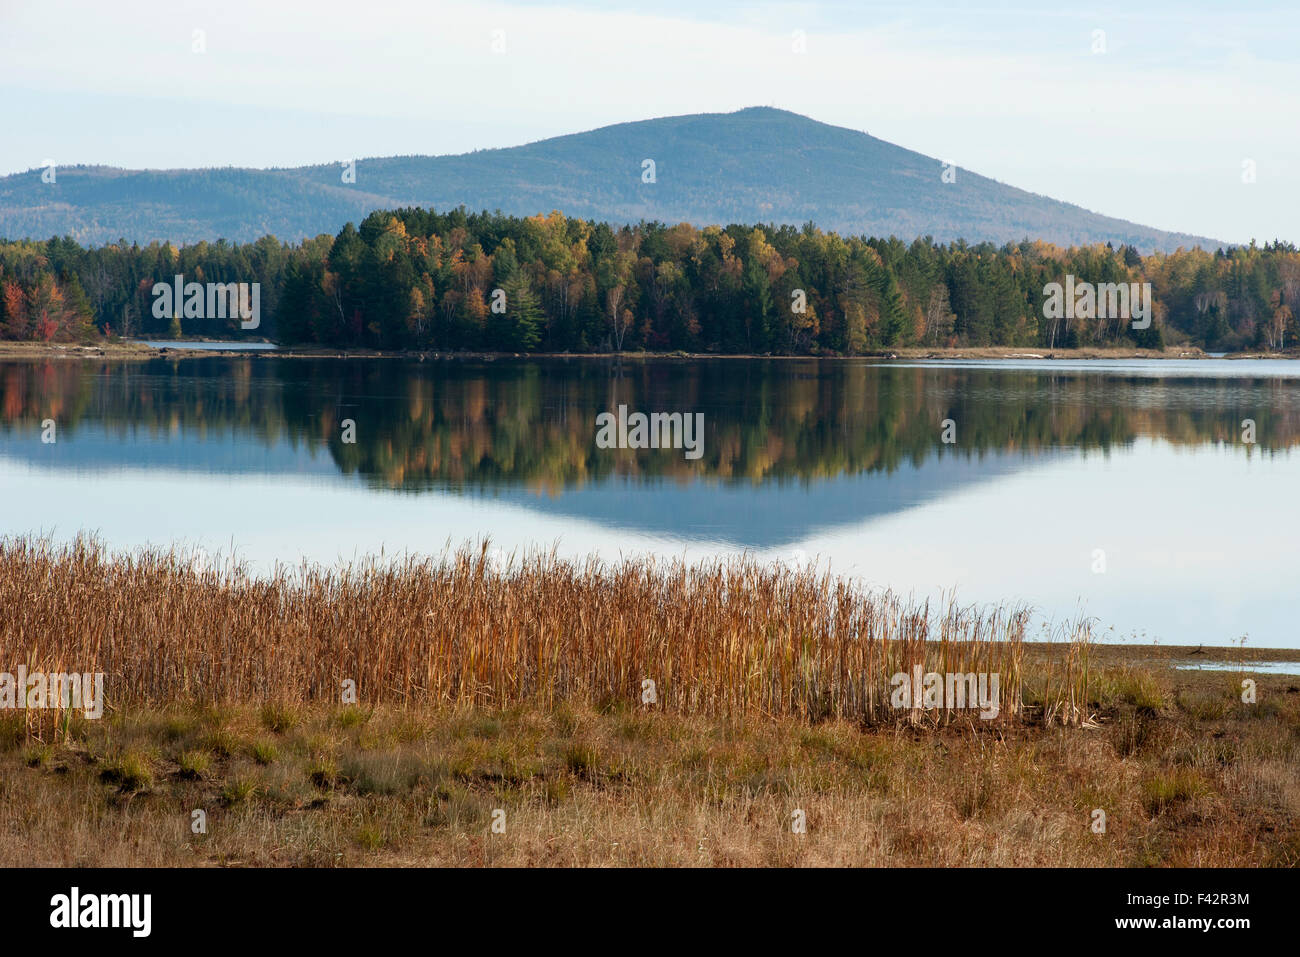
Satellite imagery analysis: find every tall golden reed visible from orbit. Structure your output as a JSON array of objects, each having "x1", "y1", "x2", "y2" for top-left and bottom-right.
[{"x1": 0, "y1": 537, "x2": 1090, "y2": 725}]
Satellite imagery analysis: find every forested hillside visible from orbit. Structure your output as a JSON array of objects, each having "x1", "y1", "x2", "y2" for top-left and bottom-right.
[{"x1": 1, "y1": 207, "x2": 1295, "y2": 353}]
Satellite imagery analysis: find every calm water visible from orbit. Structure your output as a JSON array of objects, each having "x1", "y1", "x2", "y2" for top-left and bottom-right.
[
  {"x1": 1175, "y1": 661, "x2": 1300, "y2": 675},
  {"x1": 2, "y1": 356, "x2": 1298, "y2": 647}
]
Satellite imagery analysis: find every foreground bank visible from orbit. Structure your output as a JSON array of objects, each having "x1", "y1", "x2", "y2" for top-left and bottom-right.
[
  {"x1": 4, "y1": 660, "x2": 1297, "y2": 866},
  {"x1": 2, "y1": 538, "x2": 1297, "y2": 866}
]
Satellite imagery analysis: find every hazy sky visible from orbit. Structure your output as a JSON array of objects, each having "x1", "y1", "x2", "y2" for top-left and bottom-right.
[{"x1": 2, "y1": 0, "x2": 1296, "y2": 245}]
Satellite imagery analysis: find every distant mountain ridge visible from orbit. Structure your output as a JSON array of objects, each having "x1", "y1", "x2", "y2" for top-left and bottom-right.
[{"x1": 0, "y1": 107, "x2": 1220, "y2": 251}]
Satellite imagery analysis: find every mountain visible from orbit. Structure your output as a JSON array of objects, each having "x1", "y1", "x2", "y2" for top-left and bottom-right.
[{"x1": 0, "y1": 107, "x2": 1219, "y2": 251}]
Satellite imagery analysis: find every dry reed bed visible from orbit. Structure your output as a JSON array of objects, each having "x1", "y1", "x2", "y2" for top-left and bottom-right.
[{"x1": 0, "y1": 537, "x2": 1090, "y2": 724}]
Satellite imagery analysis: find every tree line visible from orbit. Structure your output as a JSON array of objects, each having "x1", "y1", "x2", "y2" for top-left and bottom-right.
[{"x1": 1, "y1": 208, "x2": 1297, "y2": 353}]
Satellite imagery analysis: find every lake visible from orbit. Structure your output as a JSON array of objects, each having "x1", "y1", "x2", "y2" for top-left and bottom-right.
[{"x1": 2, "y1": 355, "x2": 1297, "y2": 647}]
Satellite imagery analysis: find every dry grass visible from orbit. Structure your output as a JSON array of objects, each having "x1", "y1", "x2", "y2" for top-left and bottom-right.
[
  {"x1": 3, "y1": 536, "x2": 1295, "y2": 867},
  {"x1": 1, "y1": 687, "x2": 1296, "y2": 867},
  {"x1": 0, "y1": 536, "x2": 1090, "y2": 728}
]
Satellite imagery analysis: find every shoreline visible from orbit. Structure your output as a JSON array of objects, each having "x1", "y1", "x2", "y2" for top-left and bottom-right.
[{"x1": 3, "y1": 340, "x2": 1298, "y2": 362}]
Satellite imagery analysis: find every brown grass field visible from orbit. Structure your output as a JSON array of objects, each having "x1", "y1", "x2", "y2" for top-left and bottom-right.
[{"x1": 1, "y1": 537, "x2": 1297, "y2": 866}]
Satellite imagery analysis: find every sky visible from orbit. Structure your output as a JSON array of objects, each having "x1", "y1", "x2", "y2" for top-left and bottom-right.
[{"x1": 1, "y1": 0, "x2": 1297, "y2": 245}]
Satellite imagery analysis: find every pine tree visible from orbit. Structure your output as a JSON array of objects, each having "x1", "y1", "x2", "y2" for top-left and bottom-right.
[
  {"x1": 877, "y1": 269, "x2": 907, "y2": 345},
  {"x1": 502, "y1": 274, "x2": 543, "y2": 351}
]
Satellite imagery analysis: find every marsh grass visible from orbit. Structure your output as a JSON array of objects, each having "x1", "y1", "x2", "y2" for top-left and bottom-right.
[
  {"x1": 251, "y1": 740, "x2": 280, "y2": 765},
  {"x1": 99, "y1": 750, "x2": 153, "y2": 791},
  {"x1": 1141, "y1": 769, "x2": 1207, "y2": 815},
  {"x1": 0, "y1": 536, "x2": 1092, "y2": 729},
  {"x1": 176, "y1": 749, "x2": 211, "y2": 779},
  {"x1": 3, "y1": 693, "x2": 1293, "y2": 867}
]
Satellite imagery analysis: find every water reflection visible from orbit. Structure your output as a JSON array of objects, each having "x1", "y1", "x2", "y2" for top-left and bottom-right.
[{"x1": 1, "y1": 356, "x2": 1297, "y2": 646}]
